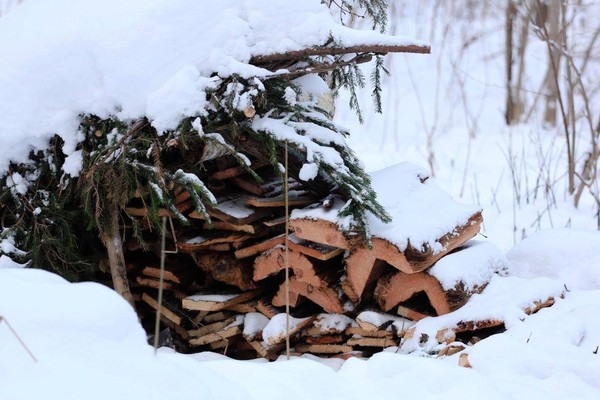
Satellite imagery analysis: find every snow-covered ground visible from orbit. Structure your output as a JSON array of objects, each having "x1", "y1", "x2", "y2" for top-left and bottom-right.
[
  {"x1": 1, "y1": 0, "x2": 600, "y2": 399},
  {"x1": 2, "y1": 231, "x2": 600, "y2": 399}
]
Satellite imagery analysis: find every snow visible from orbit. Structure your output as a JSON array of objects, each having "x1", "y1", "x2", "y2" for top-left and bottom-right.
[
  {"x1": 1, "y1": 0, "x2": 600, "y2": 399},
  {"x1": 3, "y1": 263, "x2": 599, "y2": 399},
  {"x1": 507, "y1": 229, "x2": 600, "y2": 291},
  {"x1": 429, "y1": 240, "x2": 509, "y2": 291},
  {"x1": 299, "y1": 163, "x2": 319, "y2": 181},
  {"x1": 0, "y1": 0, "x2": 424, "y2": 178}
]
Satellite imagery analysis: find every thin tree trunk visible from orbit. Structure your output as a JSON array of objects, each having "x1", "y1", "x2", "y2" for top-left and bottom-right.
[
  {"x1": 542, "y1": 0, "x2": 561, "y2": 126},
  {"x1": 101, "y1": 208, "x2": 136, "y2": 310}
]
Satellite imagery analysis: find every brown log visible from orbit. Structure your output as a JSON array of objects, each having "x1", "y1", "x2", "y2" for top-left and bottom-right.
[
  {"x1": 253, "y1": 247, "x2": 321, "y2": 287},
  {"x1": 374, "y1": 271, "x2": 451, "y2": 315},
  {"x1": 191, "y1": 252, "x2": 256, "y2": 291},
  {"x1": 250, "y1": 44, "x2": 431, "y2": 64},
  {"x1": 271, "y1": 273, "x2": 344, "y2": 314}
]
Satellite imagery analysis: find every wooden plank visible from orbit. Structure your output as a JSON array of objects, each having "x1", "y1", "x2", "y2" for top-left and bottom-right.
[
  {"x1": 136, "y1": 276, "x2": 174, "y2": 290},
  {"x1": 141, "y1": 293, "x2": 182, "y2": 326},
  {"x1": 201, "y1": 311, "x2": 234, "y2": 324},
  {"x1": 177, "y1": 232, "x2": 255, "y2": 252},
  {"x1": 190, "y1": 198, "x2": 273, "y2": 225},
  {"x1": 346, "y1": 337, "x2": 396, "y2": 348},
  {"x1": 305, "y1": 335, "x2": 345, "y2": 345},
  {"x1": 248, "y1": 341, "x2": 285, "y2": 360},
  {"x1": 202, "y1": 220, "x2": 261, "y2": 234},
  {"x1": 345, "y1": 327, "x2": 392, "y2": 338},
  {"x1": 263, "y1": 216, "x2": 287, "y2": 227},
  {"x1": 188, "y1": 325, "x2": 242, "y2": 346},
  {"x1": 141, "y1": 266, "x2": 182, "y2": 284},
  {"x1": 246, "y1": 195, "x2": 317, "y2": 208},
  {"x1": 211, "y1": 160, "x2": 270, "y2": 180},
  {"x1": 295, "y1": 344, "x2": 353, "y2": 354},
  {"x1": 288, "y1": 236, "x2": 345, "y2": 261},
  {"x1": 183, "y1": 289, "x2": 262, "y2": 312},
  {"x1": 396, "y1": 305, "x2": 429, "y2": 321},
  {"x1": 234, "y1": 234, "x2": 285, "y2": 259},
  {"x1": 255, "y1": 300, "x2": 280, "y2": 319},
  {"x1": 225, "y1": 302, "x2": 257, "y2": 313},
  {"x1": 230, "y1": 176, "x2": 271, "y2": 196},
  {"x1": 189, "y1": 317, "x2": 236, "y2": 337}
]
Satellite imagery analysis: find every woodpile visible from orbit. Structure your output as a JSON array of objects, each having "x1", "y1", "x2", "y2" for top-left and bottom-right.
[{"x1": 120, "y1": 160, "x2": 510, "y2": 359}]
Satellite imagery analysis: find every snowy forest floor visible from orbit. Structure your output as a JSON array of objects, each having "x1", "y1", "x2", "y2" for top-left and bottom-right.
[{"x1": 2, "y1": 1, "x2": 600, "y2": 399}]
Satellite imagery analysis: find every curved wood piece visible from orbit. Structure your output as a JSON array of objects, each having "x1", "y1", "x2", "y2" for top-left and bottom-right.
[
  {"x1": 374, "y1": 271, "x2": 451, "y2": 315},
  {"x1": 253, "y1": 247, "x2": 321, "y2": 288},
  {"x1": 272, "y1": 276, "x2": 344, "y2": 314}
]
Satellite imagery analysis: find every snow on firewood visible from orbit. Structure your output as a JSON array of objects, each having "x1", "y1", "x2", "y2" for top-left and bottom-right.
[
  {"x1": 428, "y1": 241, "x2": 509, "y2": 291},
  {"x1": 262, "y1": 313, "x2": 311, "y2": 346},
  {"x1": 314, "y1": 313, "x2": 354, "y2": 334},
  {"x1": 243, "y1": 312, "x2": 270, "y2": 342},
  {"x1": 292, "y1": 162, "x2": 480, "y2": 253}
]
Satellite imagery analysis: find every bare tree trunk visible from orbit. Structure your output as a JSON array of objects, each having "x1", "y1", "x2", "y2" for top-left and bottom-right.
[
  {"x1": 541, "y1": 0, "x2": 561, "y2": 126},
  {"x1": 101, "y1": 208, "x2": 136, "y2": 310},
  {"x1": 505, "y1": 0, "x2": 516, "y2": 125}
]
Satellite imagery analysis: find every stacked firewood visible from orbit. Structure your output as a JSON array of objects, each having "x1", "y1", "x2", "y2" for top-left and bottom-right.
[{"x1": 123, "y1": 161, "x2": 492, "y2": 359}]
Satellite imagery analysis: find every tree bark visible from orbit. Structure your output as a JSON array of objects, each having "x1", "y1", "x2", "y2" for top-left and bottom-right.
[{"x1": 101, "y1": 208, "x2": 136, "y2": 310}]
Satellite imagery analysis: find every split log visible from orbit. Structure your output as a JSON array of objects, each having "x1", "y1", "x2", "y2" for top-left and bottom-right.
[
  {"x1": 177, "y1": 232, "x2": 255, "y2": 253},
  {"x1": 305, "y1": 335, "x2": 345, "y2": 345},
  {"x1": 141, "y1": 293, "x2": 182, "y2": 326},
  {"x1": 188, "y1": 323, "x2": 242, "y2": 347},
  {"x1": 374, "y1": 271, "x2": 451, "y2": 315},
  {"x1": 294, "y1": 344, "x2": 353, "y2": 354},
  {"x1": 234, "y1": 234, "x2": 285, "y2": 259},
  {"x1": 404, "y1": 212, "x2": 483, "y2": 270},
  {"x1": 189, "y1": 317, "x2": 237, "y2": 337},
  {"x1": 346, "y1": 337, "x2": 396, "y2": 348},
  {"x1": 253, "y1": 247, "x2": 321, "y2": 287},
  {"x1": 210, "y1": 160, "x2": 270, "y2": 180},
  {"x1": 182, "y1": 289, "x2": 263, "y2": 312},
  {"x1": 271, "y1": 271, "x2": 344, "y2": 314},
  {"x1": 290, "y1": 218, "x2": 353, "y2": 249},
  {"x1": 191, "y1": 252, "x2": 256, "y2": 291},
  {"x1": 136, "y1": 276, "x2": 174, "y2": 290},
  {"x1": 246, "y1": 195, "x2": 316, "y2": 208},
  {"x1": 345, "y1": 327, "x2": 393, "y2": 338}
]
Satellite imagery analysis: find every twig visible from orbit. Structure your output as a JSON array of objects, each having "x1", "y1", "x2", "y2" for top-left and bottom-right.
[{"x1": 0, "y1": 316, "x2": 37, "y2": 362}]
